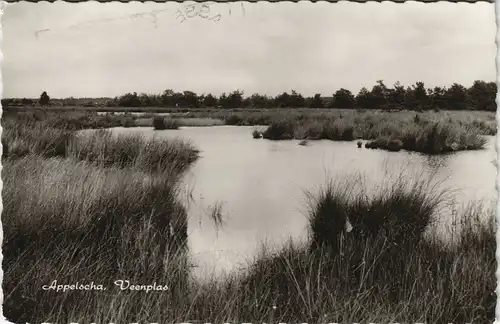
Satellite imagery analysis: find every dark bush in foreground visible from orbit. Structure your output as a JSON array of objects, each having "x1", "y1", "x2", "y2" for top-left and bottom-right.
[{"x1": 306, "y1": 176, "x2": 443, "y2": 254}]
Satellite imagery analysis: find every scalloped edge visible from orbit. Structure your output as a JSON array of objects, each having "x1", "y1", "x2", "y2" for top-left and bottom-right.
[{"x1": 2, "y1": 0, "x2": 496, "y2": 3}]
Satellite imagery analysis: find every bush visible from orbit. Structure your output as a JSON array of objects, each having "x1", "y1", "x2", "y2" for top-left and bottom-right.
[
  {"x1": 153, "y1": 116, "x2": 167, "y2": 130},
  {"x1": 225, "y1": 115, "x2": 243, "y2": 125},
  {"x1": 121, "y1": 117, "x2": 135, "y2": 128},
  {"x1": 262, "y1": 120, "x2": 295, "y2": 140}
]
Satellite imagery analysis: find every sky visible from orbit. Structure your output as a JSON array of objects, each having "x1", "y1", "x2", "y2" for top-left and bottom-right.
[{"x1": 1, "y1": 1, "x2": 497, "y2": 98}]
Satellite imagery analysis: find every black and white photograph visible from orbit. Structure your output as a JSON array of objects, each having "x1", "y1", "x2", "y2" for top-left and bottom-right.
[{"x1": 1, "y1": 1, "x2": 497, "y2": 323}]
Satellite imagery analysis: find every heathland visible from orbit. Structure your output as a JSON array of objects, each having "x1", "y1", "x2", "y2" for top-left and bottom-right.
[{"x1": 2, "y1": 105, "x2": 495, "y2": 322}]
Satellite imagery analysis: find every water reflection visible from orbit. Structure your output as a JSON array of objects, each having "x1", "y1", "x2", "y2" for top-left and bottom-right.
[{"x1": 424, "y1": 153, "x2": 452, "y2": 170}]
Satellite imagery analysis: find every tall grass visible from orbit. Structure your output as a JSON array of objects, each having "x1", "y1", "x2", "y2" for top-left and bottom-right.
[
  {"x1": 2, "y1": 156, "x2": 192, "y2": 323},
  {"x1": 2, "y1": 120, "x2": 74, "y2": 158},
  {"x1": 2, "y1": 113, "x2": 495, "y2": 323},
  {"x1": 183, "y1": 177, "x2": 494, "y2": 323},
  {"x1": 153, "y1": 116, "x2": 179, "y2": 130},
  {"x1": 259, "y1": 112, "x2": 489, "y2": 154},
  {"x1": 68, "y1": 130, "x2": 199, "y2": 174},
  {"x1": 4, "y1": 158, "x2": 494, "y2": 323}
]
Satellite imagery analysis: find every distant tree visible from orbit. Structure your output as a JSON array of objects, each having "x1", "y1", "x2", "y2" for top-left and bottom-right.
[
  {"x1": 242, "y1": 97, "x2": 253, "y2": 108},
  {"x1": 227, "y1": 90, "x2": 244, "y2": 108},
  {"x1": 354, "y1": 87, "x2": 372, "y2": 109},
  {"x1": 413, "y1": 82, "x2": 429, "y2": 110},
  {"x1": 386, "y1": 81, "x2": 406, "y2": 106},
  {"x1": 428, "y1": 86, "x2": 447, "y2": 111},
  {"x1": 139, "y1": 93, "x2": 153, "y2": 106},
  {"x1": 249, "y1": 93, "x2": 271, "y2": 108},
  {"x1": 203, "y1": 93, "x2": 218, "y2": 107},
  {"x1": 274, "y1": 92, "x2": 291, "y2": 108},
  {"x1": 161, "y1": 89, "x2": 175, "y2": 107},
  {"x1": 369, "y1": 80, "x2": 388, "y2": 108},
  {"x1": 445, "y1": 83, "x2": 468, "y2": 110},
  {"x1": 403, "y1": 86, "x2": 417, "y2": 110},
  {"x1": 118, "y1": 92, "x2": 141, "y2": 107},
  {"x1": 181, "y1": 91, "x2": 200, "y2": 108},
  {"x1": 39, "y1": 91, "x2": 50, "y2": 107},
  {"x1": 21, "y1": 98, "x2": 34, "y2": 106},
  {"x1": 289, "y1": 90, "x2": 305, "y2": 108},
  {"x1": 309, "y1": 93, "x2": 324, "y2": 108},
  {"x1": 218, "y1": 93, "x2": 228, "y2": 108},
  {"x1": 219, "y1": 90, "x2": 244, "y2": 108},
  {"x1": 468, "y1": 80, "x2": 497, "y2": 111}
]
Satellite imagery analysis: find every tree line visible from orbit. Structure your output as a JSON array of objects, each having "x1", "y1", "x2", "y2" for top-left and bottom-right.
[
  {"x1": 3, "y1": 80, "x2": 497, "y2": 111},
  {"x1": 111, "y1": 80, "x2": 496, "y2": 111}
]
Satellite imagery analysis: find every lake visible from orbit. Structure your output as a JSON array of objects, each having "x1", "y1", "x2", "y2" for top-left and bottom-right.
[{"x1": 108, "y1": 126, "x2": 497, "y2": 279}]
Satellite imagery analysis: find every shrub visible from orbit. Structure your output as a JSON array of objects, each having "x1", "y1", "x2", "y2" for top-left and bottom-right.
[
  {"x1": 262, "y1": 120, "x2": 295, "y2": 140},
  {"x1": 163, "y1": 118, "x2": 180, "y2": 129},
  {"x1": 122, "y1": 117, "x2": 135, "y2": 128},
  {"x1": 153, "y1": 116, "x2": 167, "y2": 130},
  {"x1": 225, "y1": 115, "x2": 243, "y2": 125},
  {"x1": 387, "y1": 138, "x2": 403, "y2": 152}
]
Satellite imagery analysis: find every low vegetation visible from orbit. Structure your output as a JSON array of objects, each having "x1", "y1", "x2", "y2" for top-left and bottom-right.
[
  {"x1": 2, "y1": 112, "x2": 494, "y2": 323},
  {"x1": 2, "y1": 119, "x2": 199, "y2": 323},
  {"x1": 258, "y1": 111, "x2": 492, "y2": 154},
  {"x1": 153, "y1": 116, "x2": 179, "y2": 130},
  {"x1": 68, "y1": 130, "x2": 198, "y2": 174}
]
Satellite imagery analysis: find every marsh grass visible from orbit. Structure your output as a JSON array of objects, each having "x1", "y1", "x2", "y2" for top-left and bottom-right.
[
  {"x1": 2, "y1": 119, "x2": 199, "y2": 174},
  {"x1": 3, "y1": 156, "x2": 495, "y2": 323},
  {"x1": 2, "y1": 111, "x2": 495, "y2": 323},
  {"x1": 191, "y1": 177, "x2": 493, "y2": 323},
  {"x1": 2, "y1": 120, "x2": 74, "y2": 158},
  {"x1": 2, "y1": 156, "x2": 192, "y2": 323},
  {"x1": 262, "y1": 119, "x2": 295, "y2": 139},
  {"x1": 259, "y1": 112, "x2": 490, "y2": 154},
  {"x1": 68, "y1": 130, "x2": 199, "y2": 174},
  {"x1": 153, "y1": 116, "x2": 180, "y2": 130}
]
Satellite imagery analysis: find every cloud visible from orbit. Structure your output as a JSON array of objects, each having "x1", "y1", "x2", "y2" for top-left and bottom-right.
[{"x1": 2, "y1": 1, "x2": 496, "y2": 98}]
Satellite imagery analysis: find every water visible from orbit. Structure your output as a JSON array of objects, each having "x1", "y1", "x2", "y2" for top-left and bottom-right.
[{"x1": 108, "y1": 126, "x2": 497, "y2": 279}]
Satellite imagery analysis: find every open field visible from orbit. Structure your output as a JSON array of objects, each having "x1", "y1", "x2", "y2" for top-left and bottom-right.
[{"x1": 2, "y1": 119, "x2": 495, "y2": 323}]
